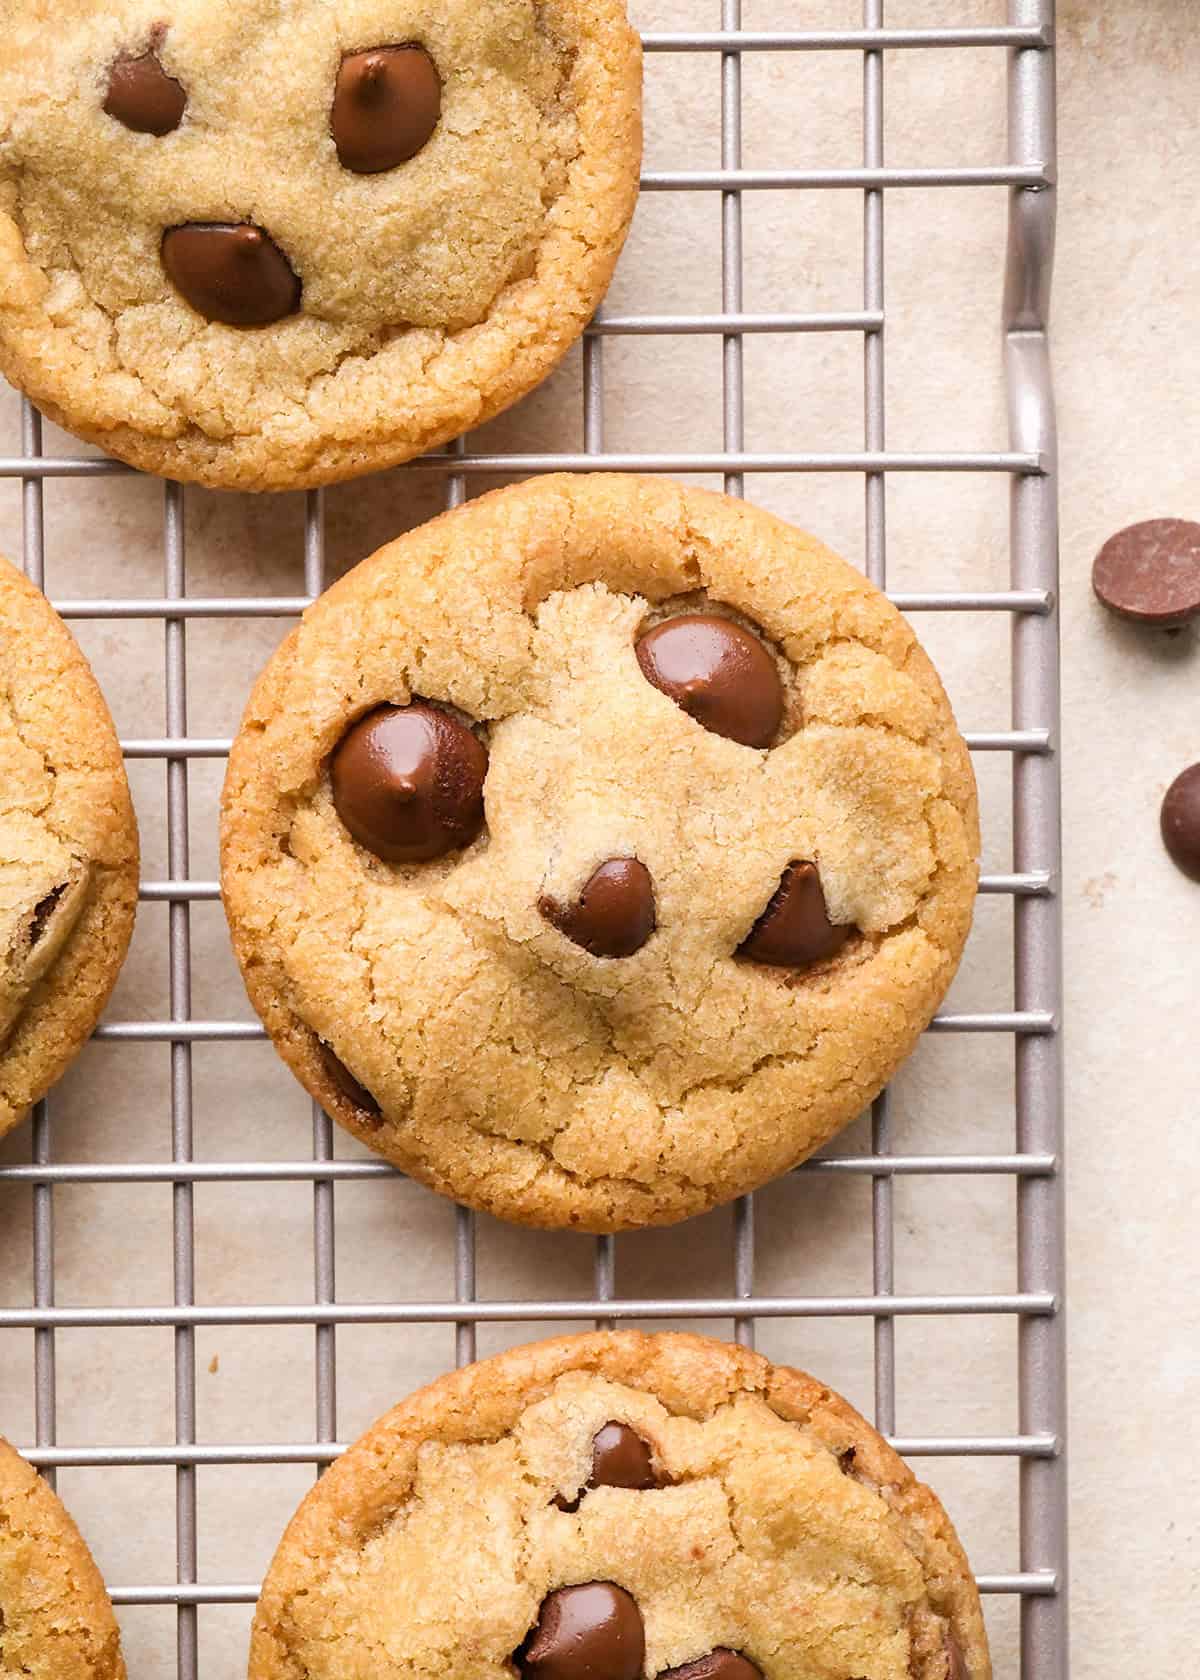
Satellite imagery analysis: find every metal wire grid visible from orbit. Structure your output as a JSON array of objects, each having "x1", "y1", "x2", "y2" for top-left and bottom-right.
[{"x1": 0, "y1": 4, "x2": 1065, "y2": 1678}]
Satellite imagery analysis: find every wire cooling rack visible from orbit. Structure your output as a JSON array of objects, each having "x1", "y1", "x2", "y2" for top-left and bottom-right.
[{"x1": 0, "y1": 3, "x2": 1064, "y2": 1678}]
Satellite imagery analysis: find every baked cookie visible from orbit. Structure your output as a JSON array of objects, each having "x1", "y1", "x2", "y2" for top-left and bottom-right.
[
  {"x1": 0, "y1": 0, "x2": 641, "y2": 492},
  {"x1": 0, "y1": 555, "x2": 139, "y2": 1142},
  {"x1": 250, "y1": 1331, "x2": 990, "y2": 1680},
  {"x1": 0, "y1": 1435, "x2": 126, "y2": 1678},
  {"x1": 221, "y1": 475, "x2": 978, "y2": 1230}
]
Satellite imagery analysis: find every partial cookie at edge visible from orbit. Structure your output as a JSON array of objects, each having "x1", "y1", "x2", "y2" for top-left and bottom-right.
[
  {"x1": 0, "y1": 554, "x2": 139, "y2": 1140},
  {"x1": 0, "y1": 1434, "x2": 127, "y2": 1678},
  {"x1": 0, "y1": 1, "x2": 642, "y2": 490},
  {"x1": 248, "y1": 1331, "x2": 990, "y2": 1680}
]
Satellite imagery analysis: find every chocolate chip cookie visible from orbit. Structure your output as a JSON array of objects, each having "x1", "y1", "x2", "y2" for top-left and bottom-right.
[
  {"x1": 0, "y1": 555, "x2": 139, "y2": 1142},
  {"x1": 0, "y1": 1, "x2": 641, "y2": 491},
  {"x1": 220, "y1": 475, "x2": 979, "y2": 1230},
  {"x1": 0, "y1": 1435, "x2": 127, "y2": 1677},
  {"x1": 249, "y1": 1331, "x2": 990, "y2": 1680}
]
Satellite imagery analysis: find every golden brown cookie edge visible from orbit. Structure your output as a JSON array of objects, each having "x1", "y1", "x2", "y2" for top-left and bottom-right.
[
  {"x1": 0, "y1": 1433, "x2": 127, "y2": 1678},
  {"x1": 0, "y1": 554, "x2": 139, "y2": 1140},
  {"x1": 219, "y1": 475, "x2": 980, "y2": 1231},
  {"x1": 248, "y1": 1330, "x2": 989, "y2": 1680}
]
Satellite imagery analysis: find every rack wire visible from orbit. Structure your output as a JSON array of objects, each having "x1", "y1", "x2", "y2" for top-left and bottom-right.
[{"x1": 0, "y1": 4, "x2": 1064, "y2": 1677}]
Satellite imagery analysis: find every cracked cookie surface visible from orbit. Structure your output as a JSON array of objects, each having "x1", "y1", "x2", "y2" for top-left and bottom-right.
[
  {"x1": 0, "y1": 554, "x2": 139, "y2": 1142},
  {"x1": 0, "y1": 1435, "x2": 126, "y2": 1678},
  {"x1": 220, "y1": 475, "x2": 978, "y2": 1231},
  {"x1": 0, "y1": 0, "x2": 641, "y2": 491},
  {"x1": 249, "y1": 1331, "x2": 990, "y2": 1680}
]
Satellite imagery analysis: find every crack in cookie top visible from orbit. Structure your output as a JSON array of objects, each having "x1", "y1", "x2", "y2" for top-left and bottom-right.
[
  {"x1": 0, "y1": 1, "x2": 642, "y2": 490},
  {"x1": 248, "y1": 1331, "x2": 990, "y2": 1680},
  {"x1": 0, "y1": 555, "x2": 139, "y2": 1143},
  {"x1": 0, "y1": 1436, "x2": 127, "y2": 1677},
  {"x1": 220, "y1": 476, "x2": 979, "y2": 1231}
]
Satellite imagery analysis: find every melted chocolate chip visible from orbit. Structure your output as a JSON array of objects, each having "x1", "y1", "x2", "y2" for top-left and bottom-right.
[
  {"x1": 539, "y1": 860, "x2": 656, "y2": 959},
  {"x1": 943, "y1": 1632, "x2": 967, "y2": 1680},
  {"x1": 1092, "y1": 518, "x2": 1200, "y2": 628},
  {"x1": 28, "y1": 883, "x2": 67, "y2": 947},
  {"x1": 317, "y1": 1041, "x2": 382, "y2": 1120},
  {"x1": 517, "y1": 1583, "x2": 645, "y2": 1680},
  {"x1": 104, "y1": 36, "x2": 187, "y2": 135},
  {"x1": 636, "y1": 615, "x2": 784, "y2": 748},
  {"x1": 1161, "y1": 762, "x2": 1200, "y2": 882},
  {"x1": 738, "y1": 861, "x2": 852, "y2": 968},
  {"x1": 658, "y1": 1652, "x2": 761, "y2": 1680},
  {"x1": 332, "y1": 45, "x2": 442, "y2": 173},
  {"x1": 557, "y1": 1422, "x2": 662, "y2": 1508},
  {"x1": 162, "y1": 224, "x2": 301, "y2": 326},
  {"x1": 590, "y1": 1422, "x2": 659, "y2": 1491},
  {"x1": 331, "y1": 703, "x2": 487, "y2": 864}
]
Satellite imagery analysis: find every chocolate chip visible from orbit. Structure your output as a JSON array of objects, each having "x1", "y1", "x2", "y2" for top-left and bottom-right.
[
  {"x1": 161, "y1": 223, "x2": 301, "y2": 327},
  {"x1": 589, "y1": 1422, "x2": 659, "y2": 1491},
  {"x1": 317, "y1": 1040, "x2": 382, "y2": 1120},
  {"x1": 636, "y1": 614, "x2": 784, "y2": 748},
  {"x1": 658, "y1": 1652, "x2": 762, "y2": 1680},
  {"x1": 104, "y1": 35, "x2": 187, "y2": 135},
  {"x1": 1161, "y1": 762, "x2": 1200, "y2": 882},
  {"x1": 1092, "y1": 518, "x2": 1200, "y2": 628},
  {"x1": 332, "y1": 45, "x2": 442, "y2": 174},
  {"x1": 539, "y1": 860, "x2": 656, "y2": 959},
  {"x1": 943, "y1": 1631, "x2": 967, "y2": 1680},
  {"x1": 331, "y1": 703, "x2": 487, "y2": 865},
  {"x1": 27, "y1": 883, "x2": 67, "y2": 947},
  {"x1": 738, "y1": 861, "x2": 853, "y2": 968},
  {"x1": 517, "y1": 1583, "x2": 645, "y2": 1680},
  {"x1": 553, "y1": 1422, "x2": 660, "y2": 1511}
]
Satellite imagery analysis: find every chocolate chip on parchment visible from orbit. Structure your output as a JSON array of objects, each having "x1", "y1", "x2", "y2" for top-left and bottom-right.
[
  {"x1": 1161, "y1": 762, "x2": 1200, "y2": 882},
  {"x1": 1092, "y1": 518, "x2": 1200, "y2": 628}
]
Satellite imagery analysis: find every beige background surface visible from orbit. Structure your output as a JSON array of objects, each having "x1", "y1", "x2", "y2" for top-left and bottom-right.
[{"x1": 0, "y1": 1, "x2": 1193, "y2": 1675}]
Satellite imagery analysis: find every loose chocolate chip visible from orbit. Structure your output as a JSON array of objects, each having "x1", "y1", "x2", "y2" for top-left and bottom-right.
[
  {"x1": 162, "y1": 223, "x2": 301, "y2": 327},
  {"x1": 943, "y1": 1632, "x2": 968, "y2": 1680},
  {"x1": 1161, "y1": 762, "x2": 1200, "y2": 882},
  {"x1": 738, "y1": 861, "x2": 853, "y2": 969},
  {"x1": 331, "y1": 703, "x2": 487, "y2": 865},
  {"x1": 539, "y1": 859, "x2": 656, "y2": 960},
  {"x1": 635, "y1": 614, "x2": 784, "y2": 748},
  {"x1": 1092, "y1": 518, "x2": 1200, "y2": 628},
  {"x1": 589, "y1": 1422, "x2": 659, "y2": 1491},
  {"x1": 104, "y1": 37, "x2": 187, "y2": 135},
  {"x1": 317, "y1": 1040, "x2": 382, "y2": 1119},
  {"x1": 332, "y1": 45, "x2": 442, "y2": 174},
  {"x1": 517, "y1": 1583, "x2": 645, "y2": 1680},
  {"x1": 658, "y1": 1652, "x2": 762, "y2": 1680}
]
